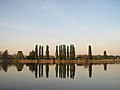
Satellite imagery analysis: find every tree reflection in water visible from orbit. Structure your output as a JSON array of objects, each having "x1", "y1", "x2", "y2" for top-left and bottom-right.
[
  {"x1": 67, "y1": 64, "x2": 69, "y2": 77},
  {"x1": 103, "y1": 63, "x2": 107, "y2": 71},
  {"x1": 39, "y1": 64, "x2": 43, "y2": 78},
  {"x1": 57, "y1": 63, "x2": 75, "y2": 79},
  {"x1": 0, "y1": 62, "x2": 113, "y2": 79},
  {"x1": 70, "y1": 64, "x2": 75, "y2": 79},
  {"x1": 59, "y1": 63, "x2": 66, "y2": 78},
  {"x1": 45, "y1": 64, "x2": 49, "y2": 78},
  {"x1": 1, "y1": 59, "x2": 11, "y2": 72},
  {"x1": 27, "y1": 63, "x2": 76, "y2": 79},
  {"x1": 15, "y1": 62, "x2": 24, "y2": 71},
  {"x1": 2, "y1": 62, "x2": 8, "y2": 72},
  {"x1": 35, "y1": 63, "x2": 38, "y2": 78},
  {"x1": 55, "y1": 64, "x2": 58, "y2": 78},
  {"x1": 89, "y1": 63, "x2": 92, "y2": 78}
]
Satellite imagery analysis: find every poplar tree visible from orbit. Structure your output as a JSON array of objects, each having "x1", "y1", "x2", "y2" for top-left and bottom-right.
[
  {"x1": 35, "y1": 45, "x2": 38, "y2": 60},
  {"x1": 70, "y1": 44, "x2": 75, "y2": 60},
  {"x1": 70, "y1": 45, "x2": 72, "y2": 59},
  {"x1": 88, "y1": 45, "x2": 93, "y2": 60},
  {"x1": 73, "y1": 45, "x2": 75, "y2": 59},
  {"x1": 39, "y1": 45, "x2": 41, "y2": 60},
  {"x1": 41, "y1": 46, "x2": 44, "y2": 59},
  {"x1": 62, "y1": 45, "x2": 66, "y2": 60},
  {"x1": 67, "y1": 46, "x2": 69, "y2": 59},
  {"x1": 59, "y1": 45, "x2": 62, "y2": 60},
  {"x1": 103, "y1": 50, "x2": 107, "y2": 59},
  {"x1": 46, "y1": 45, "x2": 49, "y2": 60},
  {"x1": 55, "y1": 46, "x2": 58, "y2": 59}
]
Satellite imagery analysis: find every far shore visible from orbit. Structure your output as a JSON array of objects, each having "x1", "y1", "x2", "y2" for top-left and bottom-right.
[{"x1": 17, "y1": 59, "x2": 120, "y2": 64}]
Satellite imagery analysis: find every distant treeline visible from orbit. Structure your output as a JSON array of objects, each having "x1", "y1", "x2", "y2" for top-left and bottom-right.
[{"x1": 0, "y1": 44, "x2": 119, "y2": 60}]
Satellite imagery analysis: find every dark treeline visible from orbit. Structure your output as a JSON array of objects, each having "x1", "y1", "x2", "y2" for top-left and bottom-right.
[
  {"x1": 0, "y1": 50, "x2": 14, "y2": 60},
  {"x1": 56, "y1": 44, "x2": 75, "y2": 60},
  {"x1": 29, "y1": 44, "x2": 76, "y2": 60},
  {"x1": 0, "y1": 44, "x2": 120, "y2": 61},
  {"x1": 26, "y1": 44, "x2": 74, "y2": 60},
  {"x1": 26, "y1": 44, "x2": 118, "y2": 60},
  {"x1": 0, "y1": 50, "x2": 24, "y2": 61}
]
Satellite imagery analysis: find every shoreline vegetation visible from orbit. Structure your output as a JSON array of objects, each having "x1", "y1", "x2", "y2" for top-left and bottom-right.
[
  {"x1": 1, "y1": 44, "x2": 120, "y2": 64},
  {"x1": 17, "y1": 59, "x2": 120, "y2": 64}
]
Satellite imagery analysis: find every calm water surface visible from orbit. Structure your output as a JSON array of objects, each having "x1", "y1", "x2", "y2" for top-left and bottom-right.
[{"x1": 0, "y1": 63, "x2": 120, "y2": 90}]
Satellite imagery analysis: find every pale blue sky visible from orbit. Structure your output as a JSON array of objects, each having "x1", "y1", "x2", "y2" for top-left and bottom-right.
[{"x1": 0, "y1": 0, "x2": 120, "y2": 55}]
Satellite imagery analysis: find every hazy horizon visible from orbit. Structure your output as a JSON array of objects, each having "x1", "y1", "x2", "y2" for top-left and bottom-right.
[{"x1": 0, "y1": 0, "x2": 120, "y2": 55}]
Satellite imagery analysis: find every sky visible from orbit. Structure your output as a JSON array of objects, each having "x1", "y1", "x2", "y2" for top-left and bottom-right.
[{"x1": 0, "y1": 0, "x2": 120, "y2": 55}]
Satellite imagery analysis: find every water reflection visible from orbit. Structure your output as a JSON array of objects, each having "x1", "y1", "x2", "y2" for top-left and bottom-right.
[
  {"x1": 56, "y1": 63, "x2": 75, "y2": 79},
  {"x1": 89, "y1": 63, "x2": 92, "y2": 78},
  {"x1": 2, "y1": 63, "x2": 8, "y2": 72},
  {"x1": 24, "y1": 63, "x2": 76, "y2": 79},
  {"x1": 39, "y1": 64, "x2": 43, "y2": 78},
  {"x1": 31, "y1": 63, "x2": 109, "y2": 79},
  {"x1": 26, "y1": 63, "x2": 76, "y2": 79},
  {"x1": 1, "y1": 59, "x2": 9, "y2": 72},
  {"x1": 70, "y1": 64, "x2": 75, "y2": 79},
  {"x1": 35, "y1": 64, "x2": 38, "y2": 78},
  {"x1": 45, "y1": 64, "x2": 49, "y2": 78},
  {"x1": 103, "y1": 63, "x2": 107, "y2": 71},
  {"x1": 0, "y1": 62, "x2": 118, "y2": 79},
  {"x1": 15, "y1": 63, "x2": 24, "y2": 71},
  {"x1": 55, "y1": 64, "x2": 58, "y2": 78}
]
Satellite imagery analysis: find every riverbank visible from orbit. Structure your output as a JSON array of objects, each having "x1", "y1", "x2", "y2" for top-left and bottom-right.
[{"x1": 18, "y1": 59, "x2": 120, "y2": 64}]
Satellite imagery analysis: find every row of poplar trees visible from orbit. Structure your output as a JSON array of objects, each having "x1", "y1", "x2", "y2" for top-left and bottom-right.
[
  {"x1": 34, "y1": 44, "x2": 75, "y2": 60},
  {"x1": 55, "y1": 44, "x2": 75, "y2": 60},
  {"x1": 34, "y1": 44, "x2": 106, "y2": 60},
  {"x1": 35, "y1": 45, "x2": 49, "y2": 60}
]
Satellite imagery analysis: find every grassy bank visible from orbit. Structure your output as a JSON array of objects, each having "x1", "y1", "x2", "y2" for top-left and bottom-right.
[{"x1": 18, "y1": 59, "x2": 120, "y2": 64}]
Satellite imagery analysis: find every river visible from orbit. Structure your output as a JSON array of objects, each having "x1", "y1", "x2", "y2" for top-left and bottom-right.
[{"x1": 0, "y1": 63, "x2": 120, "y2": 90}]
